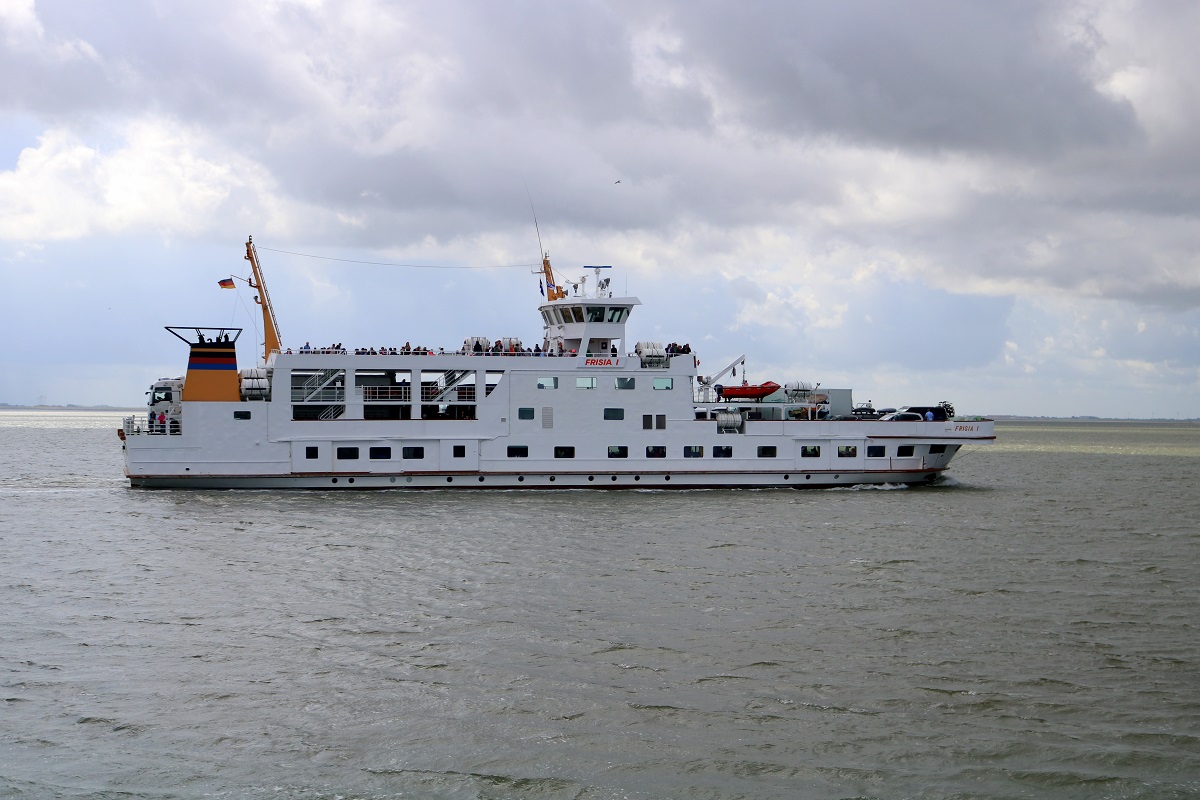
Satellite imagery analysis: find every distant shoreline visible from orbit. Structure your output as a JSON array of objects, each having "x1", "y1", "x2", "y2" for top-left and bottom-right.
[{"x1": 1, "y1": 404, "x2": 1196, "y2": 422}]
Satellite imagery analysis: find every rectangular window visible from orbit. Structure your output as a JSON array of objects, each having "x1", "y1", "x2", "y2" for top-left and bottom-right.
[
  {"x1": 453, "y1": 445, "x2": 466, "y2": 458},
  {"x1": 642, "y1": 414, "x2": 653, "y2": 430},
  {"x1": 554, "y1": 446, "x2": 576, "y2": 458},
  {"x1": 336, "y1": 446, "x2": 359, "y2": 460},
  {"x1": 801, "y1": 446, "x2": 821, "y2": 458},
  {"x1": 656, "y1": 414, "x2": 666, "y2": 430},
  {"x1": 305, "y1": 446, "x2": 319, "y2": 460},
  {"x1": 867, "y1": 445, "x2": 885, "y2": 458},
  {"x1": 646, "y1": 445, "x2": 666, "y2": 458},
  {"x1": 507, "y1": 445, "x2": 529, "y2": 458},
  {"x1": 537, "y1": 377, "x2": 558, "y2": 389},
  {"x1": 684, "y1": 446, "x2": 704, "y2": 458},
  {"x1": 929, "y1": 444, "x2": 947, "y2": 454},
  {"x1": 652, "y1": 377, "x2": 673, "y2": 390},
  {"x1": 757, "y1": 446, "x2": 777, "y2": 458},
  {"x1": 713, "y1": 446, "x2": 733, "y2": 458},
  {"x1": 518, "y1": 407, "x2": 535, "y2": 420},
  {"x1": 369, "y1": 446, "x2": 391, "y2": 460},
  {"x1": 838, "y1": 445, "x2": 858, "y2": 458},
  {"x1": 576, "y1": 377, "x2": 597, "y2": 389},
  {"x1": 402, "y1": 446, "x2": 425, "y2": 459},
  {"x1": 615, "y1": 377, "x2": 635, "y2": 389},
  {"x1": 586, "y1": 306, "x2": 606, "y2": 322},
  {"x1": 608, "y1": 445, "x2": 628, "y2": 458},
  {"x1": 896, "y1": 445, "x2": 915, "y2": 457},
  {"x1": 233, "y1": 410, "x2": 251, "y2": 420},
  {"x1": 603, "y1": 408, "x2": 624, "y2": 420}
]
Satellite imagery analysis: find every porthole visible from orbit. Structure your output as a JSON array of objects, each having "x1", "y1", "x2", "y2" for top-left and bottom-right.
[
  {"x1": 611, "y1": 475, "x2": 617, "y2": 482},
  {"x1": 634, "y1": 475, "x2": 640, "y2": 482},
  {"x1": 806, "y1": 475, "x2": 811, "y2": 480},
  {"x1": 406, "y1": 476, "x2": 412, "y2": 483},
  {"x1": 390, "y1": 477, "x2": 396, "y2": 483},
  {"x1": 332, "y1": 477, "x2": 338, "y2": 484},
  {"x1": 834, "y1": 475, "x2": 840, "y2": 479},
  {"x1": 348, "y1": 477, "x2": 354, "y2": 484},
  {"x1": 478, "y1": 476, "x2": 485, "y2": 482},
  {"x1": 549, "y1": 475, "x2": 556, "y2": 482},
  {"x1": 446, "y1": 476, "x2": 453, "y2": 483},
  {"x1": 518, "y1": 475, "x2": 525, "y2": 482},
  {"x1": 664, "y1": 475, "x2": 670, "y2": 481},
  {"x1": 588, "y1": 475, "x2": 594, "y2": 482},
  {"x1": 784, "y1": 474, "x2": 790, "y2": 480}
]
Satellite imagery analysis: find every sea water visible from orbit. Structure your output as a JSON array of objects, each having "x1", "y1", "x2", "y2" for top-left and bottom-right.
[{"x1": 1, "y1": 411, "x2": 1198, "y2": 799}]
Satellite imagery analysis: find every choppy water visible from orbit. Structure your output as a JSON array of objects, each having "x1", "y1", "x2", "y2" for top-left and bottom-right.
[{"x1": 1, "y1": 411, "x2": 1198, "y2": 799}]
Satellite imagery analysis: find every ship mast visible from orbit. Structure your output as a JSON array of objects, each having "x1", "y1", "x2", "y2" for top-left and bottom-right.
[
  {"x1": 244, "y1": 236, "x2": 281, "y2": 363},
  {"x1": 540, "y1": 252, "x2": 567, "y2": 301}
]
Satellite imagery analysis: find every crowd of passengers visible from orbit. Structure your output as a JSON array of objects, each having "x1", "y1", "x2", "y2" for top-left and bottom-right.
[{"x1": 284, "y1": 340, "x2": 696, "y2": 357}]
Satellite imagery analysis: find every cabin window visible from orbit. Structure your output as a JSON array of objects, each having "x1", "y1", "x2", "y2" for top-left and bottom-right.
[
  {"x1": 554, "y1": 446, "x2": 576, "y2": 459},
  {"x1": 586, "y1": 306, "x2": 606, "y2": 322},
  {"x1": 838, "y1": 445, "x2": 858, "y2": 458},
  {"x1": 233, "y1": 410, "x2": 251, "y2": 420},
  {"x1": 518, "y1": 407, "x2": 535, "y2": 420},
  {"x1": 603, "y1": 408, "x2": 624, "y2": 420},
  {"x1": 608, "y1": 445, "x2": 628, "y2": 458},
  {"x1": 646, "y1": 445, "x2": 666, "y2": 458},
  {"x1": 615, "y1": 377, "x2": 635, "y2": 389},
  {"x1": 801, "y1": 446, "x2": 821, "y2": 458},
  {"x1": 552, "y1": 308, "x2": 565, "y2": 325},
  {"x1": 684, "y1": 446, "x2": 704, "y2": 458},
  {"x1": 656, "y1": 414, "x2": 666, "y2": 429},
  {"x1": 929, "y1": 444, "x2": 947, "y2": 454},
  {"x1": 713, "y1": 446, "x2": 733, "y2": 458},
  {"x1": 653, "y1": 378, "x2": 673, "y2": 390},
  {"x1": 867, "y1": 445, "x2": 885, "y2": 458},
  {"x1": 757, "y1": 446, "x2": 777, "y2": 458},
  {"x1": 402, "y1": 446, "x2": 425, "y2": 459},
  {"x1": 336, "y1": 446, "x2": 359, "y2": 460},
  {"x1": 507, "y1": 445, "x2": 529, "y2": 458},
  {"x1": 453, "y1": 445, "x2": 466, "y2": 458},
  {"x1": 577, "y1": 377, "x2": 597, "y2": 389},
  {"x1": 607, "y1": 307, "x2": 627, "y2": 323},
  {"x1": 642, "y1": 414, "x2": 653, "y2": 430},
  {"x1": 537, "y1": 377, "x2": 559, "y2": 389},
  {"x1": 369, "y1": 446, "x2": 391, "y2": 460},
  {"x1": 305, "y1": 446, "x2": 318, "y2": 460},
  {"x1": 571, "y1": 307, "x2": 585, "y2": 323},
  {"x1": 897, "y1": 445, "x2": 915, "y2": 457}
]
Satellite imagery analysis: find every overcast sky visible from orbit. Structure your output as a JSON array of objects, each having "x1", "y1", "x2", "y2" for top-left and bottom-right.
[{"x1": 1, "y1": 0, "x2": 1197, "y2": 418}]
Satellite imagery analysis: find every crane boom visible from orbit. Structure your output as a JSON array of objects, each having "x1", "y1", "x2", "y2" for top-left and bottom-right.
[{"x1": 244, "y1": 236, "x2": 281, "y2": 363}]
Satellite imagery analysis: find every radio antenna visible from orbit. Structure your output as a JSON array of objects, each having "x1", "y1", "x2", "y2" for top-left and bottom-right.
[{"x1": 525, "y1": 183, "x2": 544, "y2": 257}]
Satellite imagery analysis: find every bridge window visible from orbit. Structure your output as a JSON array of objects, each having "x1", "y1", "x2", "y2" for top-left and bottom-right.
[
  {"x1": 586, "y1": 306, "x2": 606, "y2": 322},
  {"x1": 607, "y1": 307, "x2": 628, "y2": 323}
]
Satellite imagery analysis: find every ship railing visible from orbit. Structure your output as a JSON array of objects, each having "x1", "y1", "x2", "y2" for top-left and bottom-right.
[
  {"x1": 290, "y1": 386, "x2": 345, "y2": 402},
  {"x1": 360, "y1": 385, "x2": 412, "y2": 402},
  {"x1": 123, "y1": 415, "x2": 182, "y2": 436}
]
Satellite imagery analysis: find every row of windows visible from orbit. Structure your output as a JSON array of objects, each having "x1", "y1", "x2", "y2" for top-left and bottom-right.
[
  {"x1": 312, "y1": 442, "x2": 948, "y2": 461},
  {"x1": 507, "y1": 445, "x2": 778, "y2": 459},
  {"x1": 516, "y1": 408, "x2": 665, "y2": 427},
  {"x1": 537, "y1": 376, "x2": 673, "y2": 390}
]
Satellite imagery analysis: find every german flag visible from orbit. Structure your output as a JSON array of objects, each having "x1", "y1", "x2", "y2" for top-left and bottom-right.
[{"x1": 218, "y1": 278, "x2": 235, "y2": 289}]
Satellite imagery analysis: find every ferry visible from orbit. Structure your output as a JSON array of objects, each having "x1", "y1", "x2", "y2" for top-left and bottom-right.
[{"x1": 118, "y1": 238, "x2": 995, "y2": 489}]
